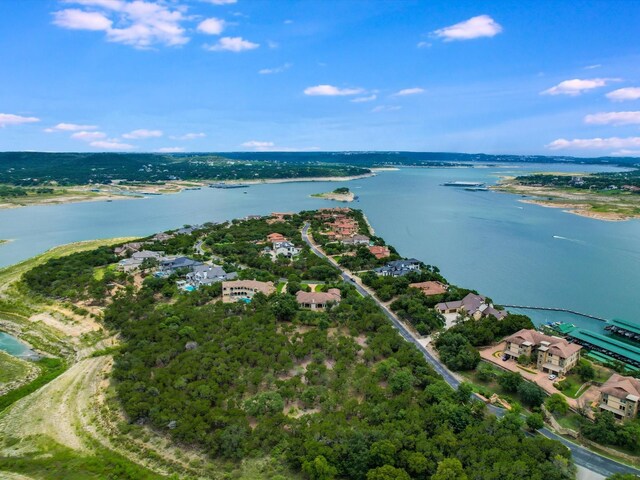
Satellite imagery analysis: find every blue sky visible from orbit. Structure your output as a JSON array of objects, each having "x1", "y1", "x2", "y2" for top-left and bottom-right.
[{"x1": 1, "y1": 0, "x2": 640, "y2": 156}]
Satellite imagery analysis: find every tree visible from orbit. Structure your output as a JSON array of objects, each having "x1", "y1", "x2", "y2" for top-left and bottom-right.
[
  {"x1": 432, "y1": 458, "x2": 467, "y2": 480},
  {"x1": 575, "y1": 359, "x2": 596, "y2": 382},
  {"x1": 366, "y1": 465, "x2": 411, "y2": 480},
  {"x1": 498, "y1": 371, "x2": 523, "y2": 392},
  {"x1": 270, "y1": 294, "x2": 298, "y2": 321},
  {"x1": 388, "y1": 369, "x2": 415, "y2": 394},
  {"x1": 302, "y1": 455, "x2": 338, "y2": 480},
  {"x1": 526, "y1": 413, "x2": 544, "y2": 431},
  {"x1": 369, "y1": 440, "x2": 397, "y2": 467},
  {"x1": 517, "y1": 381, "x2": 546, "y2": 407},
  {"x1": 546, "y1": 393, "x2": 569, "y2": 415},
  {"x1": 476, "y1": 362, "x2": 495, "y2": 382},
  {"x1": 454, "y1": 382, "x2": 473, "y2": 404}
]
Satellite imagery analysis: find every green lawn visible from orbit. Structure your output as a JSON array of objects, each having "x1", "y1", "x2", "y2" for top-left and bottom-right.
[{"x1": 555, "y1": 413, "x2": 583, "y2": 431}]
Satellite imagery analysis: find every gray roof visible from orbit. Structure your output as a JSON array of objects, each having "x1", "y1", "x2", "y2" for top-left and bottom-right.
[{"x1": 161, "y1": 257, "x2": 203, "y2": 271}]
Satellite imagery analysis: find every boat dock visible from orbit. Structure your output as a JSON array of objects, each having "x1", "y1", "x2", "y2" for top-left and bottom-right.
[{"x1": 502, "y1": 304, "x2": 608, "y2": 322}]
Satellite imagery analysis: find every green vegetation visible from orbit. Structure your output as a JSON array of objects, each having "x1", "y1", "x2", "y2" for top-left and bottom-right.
[
  {"x1": 0, "y1": 152, "x2": 370, "y2": 186},
  {"x1": 0, "y1": 351, "x2": 32, "y2": 385},
  {"x1": 333, "y1": 187, "x2": 350, "y2": 194},
  {"x1": 0, "y1": 358, "x2": 66, "y2": 412},
  {"x1": 9, "y1": 209, "x2": 579, "y2": 479},
  {"x1": 581, "y1": 411, "x2": 640, "y2": 455},
  {"x1": 515, "y1": 170, "x2": 640, "y2": 191}
]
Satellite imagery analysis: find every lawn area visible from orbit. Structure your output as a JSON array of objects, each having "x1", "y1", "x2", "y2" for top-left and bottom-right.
[
  {"x1": 0, "y1": 351, "x2": 33, "y2": 385},
  {"x1": 555, "y1": 413, "x2": 583, "y2": 431},
  {"x1": 461, "y1": 362, "x2": 540, "y2": 409},
  {"x1": 559, "y1": 373, "x2": 590, "y2": 399}
]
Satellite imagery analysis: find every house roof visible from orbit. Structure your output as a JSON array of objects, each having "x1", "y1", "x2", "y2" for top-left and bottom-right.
[
  {"x1": 161, "y1": 257, "x2": 202, "y2": 270},
  {"x1": 600, "y1": 373, "x2": 640, "y2": 400},
  {"x1": 296, "y1": 288, "x2": 341, "y2": 305},
  {"x1": 222, "y1": 280, "x2": 275, "y2": 295},
  {"x1": 505, "y1": 328, "x2": 582, "y2": 358}
]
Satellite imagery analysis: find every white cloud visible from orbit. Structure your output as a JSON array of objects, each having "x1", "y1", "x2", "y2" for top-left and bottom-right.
[
  {"x1": 259, "y1": 63, "x2": 291, "y2": 74},
  {"x1": 351, "y1": 94, "x2": 377, "y2": 103},
  {"x1": 372, "y1": 105, "x2": 402, "y2": 113},
  {"x1": 241, "y1": 140, "x2": 274, "y2": 150},
  {"x1": 156, "y1": 147, "x2": 185, "y2": 152},
  {"x1": 304, "y1": 84, "x2": 364, "y2": 96},
  {"x1": 417, "y1": 41, "x2": 431, "y2": 48},
  {"x1": 53, "y1": 1, "x2": 189, "y2": 49},
  {"x1": 433, "y1": 15, "x2": 502, "y2": 41},
  {"x1": 170, "y1": 132, "x2": 206, "y2": 140},
  {"x1": 45, "y1": 122, "x2": 98, "y2": 132},
  {"x1": 0, "y1": 113, "x2": 40, "y2": 127},
  {"x1": 393, "y1": 87, "x2": 425, "y2": 96},
  {"x1": 541, "y1": 78, "x2": 617, "y2": 96},
  {"x1": 122, "y1": 129, "x2": 163, "y2": 139},
  {"x1": 611, "y1": 149, "x2": 640, "y2": 157},
  {"x1": 241, "y1": 140, "x2": 319, "y2": 152},
  {"x1": 197, "y1": 18, "x2": 225, "y2": 35},
  {"x1": 71, "y1": 131, "x2": 107, "y2": 141},
  {"x1": 206, "y1": 36, "x2": 259, "y2": 52},
  {"x1": 584, "y1": 64, "x2": 601, "y2": 70},
  {"x1": 202, "y1": 0, "x2": 237, "y2": 4},
  {"x1": 52, "y1": 8, "x2": 112, "y2": 31},
  {"x1": 90, "y1": 140, "x2": 135, "y2": 150},
  {"x1": 584, "y1": 111, "x2": 640, "y2": 126},
  {"x1": 606, "y1": 87, "x2": 640, "y2": 102},
  {"x1": 547, "y1": 136, "x2": 640, "y2": 150}
]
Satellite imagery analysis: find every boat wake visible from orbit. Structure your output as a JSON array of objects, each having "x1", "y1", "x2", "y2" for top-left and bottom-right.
[{"x1": 552, "y1": 235, "x2": 585, "y2": 244}]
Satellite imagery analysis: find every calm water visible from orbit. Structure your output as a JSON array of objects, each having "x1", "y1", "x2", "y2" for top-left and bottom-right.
[
  {"x1": 0, "y1": 332, "x2": 39, "y2": 360},
  {"x1": 0, "y1": 163, "x2": 638, "y2": 334}
]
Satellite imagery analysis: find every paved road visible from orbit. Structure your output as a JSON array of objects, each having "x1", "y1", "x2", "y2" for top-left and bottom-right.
[{"x1": 301, "y1": 223, "x2": 640, "y2": 478}]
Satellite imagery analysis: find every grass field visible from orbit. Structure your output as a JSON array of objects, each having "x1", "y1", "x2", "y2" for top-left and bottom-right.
[{"x1": 0, "y1": 352, "x2": 33, "y2": 386}]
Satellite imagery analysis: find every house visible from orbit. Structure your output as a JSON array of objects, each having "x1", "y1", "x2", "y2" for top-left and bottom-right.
[
  {"x1": 597, "y1": 374, "x2": 640, "y2": 421},
  {"x1": 186, "y1": 264, "x2": 237, "y2": 287},
  {"x1": 273, "y1": 241, "x2": 301, "y2": 258},
  {"x1": 410, "y1": 281, "x2": 448, "y2": 296},
  {"x1": 118, "y1": 250, "x2": 164, "y2": 272},
  {"x1": 435, "y1": 293, "x2": 506, "y2": 320},
  {"x1": 342, "y1": 234, "x2": 370, "y2": 246},
  {"x1": 152, "y1": 232, "x2": 174, "y2": 242},
  {"x1": 328, "y1": 218, "x2": 359, "y2": 237},
  {"x1": 114, "y1": 242, "x2": 144, "y2": 257},
  {"x1": 296, "y1": 288, "x2": 342, "y2": 311},
  {"x1": 160, "y1": 256, "x2": 203, "y2": 274},
  {"x1": 270, "y1": 212, "x2": 294, "y2": 222},
  {"x1": 267, "y1": 233, "x2": 287, "y2": 243},
  {"x1": 374, "y1": 258, "x2": 421, "y2": 277},
  {"x1": 503, "y1": 329, "x2": 582, "y2": 376},
  {"x1": 222, "y1": 280, "x2": 275, "y2": 303},
  {"x1": 369, "y1": 245, "x2": 391, "y2": 259},
  {"x1": 175, "y1": 225, "x2": 202, "y2": 235}
]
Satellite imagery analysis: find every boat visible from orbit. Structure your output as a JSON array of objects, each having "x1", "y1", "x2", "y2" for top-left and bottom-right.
[{"x1": 442, "y1": 181, "x2": 485, "y2": 187}]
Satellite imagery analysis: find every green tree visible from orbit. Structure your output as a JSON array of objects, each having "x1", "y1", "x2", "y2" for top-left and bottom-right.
[
  {"x1": 366, "y1": 465, "x2": 411, "y2": 480},
  {"x1": 476, "y1": 362, "x2": 495, "y2": 382},
  {"x1": 270, "y1": 294, "x2": 299, "y2": 321},
  {"x1": 432, "y1": 458, "x2": 467, "y2": 480},
  {"x1": 526, "y1": 413, "x2": 545, "y2": 431},
  {"x1": 302, "y1": 455, "x2": 338, "y2": 480},
  {"x1": 517, "y1": 381, "x2": 546, "y2": 407},
  {"x1": 545, "y1": 393, "x2": 569, "y2": 415},
  {"x1": 498, "y1": 371, "x2": 523, "y2": 392},
  {"x1": 575, "y1": 359, "x2": 596, "y2": 382},
  {"x1": 370, "y1": 440, "x2": 397, "y2": 467}
]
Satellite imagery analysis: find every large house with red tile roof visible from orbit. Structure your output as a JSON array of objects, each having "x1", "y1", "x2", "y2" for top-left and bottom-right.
[
  {"x1": 598, "y1": 374, "x2": 640, "y2": 421},
  {"x1": 503, "y1": 329, "x2": 582, "y2": 376}
]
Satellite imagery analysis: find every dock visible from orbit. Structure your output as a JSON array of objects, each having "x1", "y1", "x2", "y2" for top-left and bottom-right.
[{"x1": 502, "y1": 304, "x2": 608, "y2": 322}]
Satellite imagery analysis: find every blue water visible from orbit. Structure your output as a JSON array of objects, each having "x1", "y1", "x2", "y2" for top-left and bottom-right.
[
  {"x1": 0, "y1": 163, "x2": 637, "y2": 335},
  {"x1": 0, "y1": 332, "x2": 39, "y2": 360}
]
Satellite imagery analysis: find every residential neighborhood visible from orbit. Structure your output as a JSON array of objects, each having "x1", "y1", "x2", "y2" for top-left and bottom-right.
[
  {"x1": 222, "y1": 279, "x2": 276, "y2": 303},
  {"x1": 295, "y1": 288, "x2": 342, "y2": 311},
  {"x1": 435, "y1": 292, "x2": 507, "y2": 320}
]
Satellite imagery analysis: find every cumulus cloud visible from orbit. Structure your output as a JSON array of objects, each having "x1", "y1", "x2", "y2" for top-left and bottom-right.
[
  {"x1": 372, "y1": 105, "x2": 402, "y2": 113},
  {"x1": 417, "y1": 41, "x2": 431, "y2": 48},
  {"x1": 44, "y1": 122, "x2": 98, "y2": 132},
  {"x1": 541, "y1": 78, "x2": 617, "y2": 96},
  {"x1": 53, "y1": 1, "x2": 189, "y2": 48},
  {"x1": 241, "y1": 140, "x2": 318, "y2": 152},
  {"x1": 122, "y1": 129, "x2": 163, "y2": 139},
  {"x1": 433, "y1": 15, "x2": 502, "y2": 41},
  {"x1": 71, "y1": 131, "x2": 107, "y2": 141},
  {"x1": 393, "y1": 87, "x2": 425, "y2": 96},
  {"x1": 606, "y1": 87, "x2": 640, "y2": 102},
  {"x1": 90, "y1": 140, "x2": 135, "y2": 150},
  {"x1": 304, "y1": 85, "x2": 364, "y2": 96},
  {"x1": 584, "y1": 111, "x2": 640, "y2": 126},
  {"x1": 547, "y1": 136, "x2": 640, "y2": 150},
  {"x1": 206, "y1": 36, "x2": 259, "y2": 52},
  {"x1": 156, "y1": 147, "x2": 185, "y2": 152},
  {"x1": 351, "y1": 94, "x2": 377, "y2": 103},
  {"x1": 259, "y1": 63, "x2": 292, "y2": 74},
  {"x1": 0, "y1": 113, "x2": 40, "y2": 127},
  {"x1": 169, "y1": 132, "x2": 206, "y2": 140},
  {"x1": 241, "y1": 140, "x2": 275, "y2": 150},
  {"x1": 197, "y1": 17, "x2": 225, "y2": 35}
]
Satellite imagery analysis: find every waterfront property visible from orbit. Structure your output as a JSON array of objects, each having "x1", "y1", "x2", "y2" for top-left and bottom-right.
[
  {"x1": 341, "y1": 234, "x2": 370, "y2": 246},
  {"x1": 185, "y1": 264, "x2": 237, "y2": 287},
  {"x1": 368, "y1": 245, "x2": 391, "y2": 260},
  {"x1": 222, "y1": 280, "x2": 275, "y2": 303},
  {"x1": 117, "y1": 250, "x2": 164, "y2": 272},
  {"x1": 374, "y1": 258, "x2": 421, "y2": 277},
  {"x1": 435, "y1": 293, "x2": 507, "y2": 320},
  {"x1": 329, "y1": 218, "x2": 360, "y2": 238},
  {"x1": 114, "y1": 242, "x2": 144, "y2": 256},
  {"x1": 566, "y1": 328, "x2": 640, "y2": 369},
  {"x1": 409, "y1": 280, "x2": 448, "y2": 296},
  {"x1": 296, "y1": 288, "x2": 342, "y2": 311},
  {"x1": 160, "y1": 256, "x2": 203, "y2": 274},
  {"x1": 597, "y1": 373, "x2": 640, "y2": 421},
  {"x1": 605, "y1": 318, "x2": 640, "y2": 343},
  {"x1": 503, "y1": 328, "x2": 582, "y2": 376}
]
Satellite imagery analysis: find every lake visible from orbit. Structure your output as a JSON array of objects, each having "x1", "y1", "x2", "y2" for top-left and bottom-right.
[
  {"x1": 0, "y1": 163, "x2": 638, "y2": 333},
  {"x1": 0, "y1": 332, "x2": 39, "y2": 360}
]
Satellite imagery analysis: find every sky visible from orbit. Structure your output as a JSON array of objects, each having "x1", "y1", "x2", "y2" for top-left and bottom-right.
[{"x1": 1, "y1": 0, "x2": 640, "y2": 156}]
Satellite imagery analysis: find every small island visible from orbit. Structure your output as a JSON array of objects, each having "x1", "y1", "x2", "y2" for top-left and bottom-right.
[{"x1": 311, "y1": 186, "x2": 356, "y2": 202}]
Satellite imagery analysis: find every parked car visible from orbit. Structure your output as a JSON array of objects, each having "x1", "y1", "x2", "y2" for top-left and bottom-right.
[
  {"x1": 548, "y1": 374, "x2": 557, "y2": 380},
  {"x1": 501, "y1": 355, "x2": 508, "y2": 361}
]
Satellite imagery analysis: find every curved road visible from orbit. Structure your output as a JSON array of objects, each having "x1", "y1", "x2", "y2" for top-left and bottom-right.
[{"x1": 301, "y1": 223, "x2": 640, "y2": 478}]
